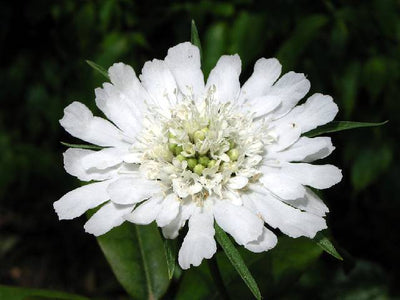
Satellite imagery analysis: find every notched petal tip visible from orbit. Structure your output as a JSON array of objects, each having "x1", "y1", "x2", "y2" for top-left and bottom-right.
[
  {"x1": 245, "y1": 227, "x2": 278, "y2": 253},
  {"x1": 59, "y1": 101, "x2": 92, "y2": 129},
  {"x1": 178, "y1": 212, "x2": 216, "y2": 269},
  {"x1": 108, "y1": 62, "x2": 137, "y2": 85}
]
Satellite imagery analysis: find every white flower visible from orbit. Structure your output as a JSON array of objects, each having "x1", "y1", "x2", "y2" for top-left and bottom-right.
[{"x1": 54, "y1": 42, "x2": 342, "y2": 269}]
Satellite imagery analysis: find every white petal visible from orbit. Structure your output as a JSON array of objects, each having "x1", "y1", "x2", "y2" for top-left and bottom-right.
[
  {"x1": 63, "y1": 148, "x2": 117, "y2": 181},
  {"x1": 140, "y1": 59, "x2": 178, "y2": 110},
  {"x1": 95, "y1": 86, "x2": 140, "y2": 137},
  {"x1": 227, "y1": 176, "x2": 248, "y2": 190},
  {"x1": 248, "y1": 95, "x2": 281, "y2": 117},
  {"x1": 122, "y1": 152, "x2": 142, "y2": 164},
  {"x1": 63, "y1": 148, "x2": 92, "y2": 181},
  {"x1": 156, "y1": 194, "x2": 181, "y2": 227},
  {"x1": 284, "y1": 187, "x2": 329, "y2": 217},
  {"x1": 268, "y1": 122, "x2": 302, "y2": 152},
  {"x1": 245, "y1": 227, "x2": 277, "y2": 253},
  {"x1": 162, "y1": 202, "x2": 196, "y2": 239},
  {"x1": 260, "y1": 172, "x2": 306, "y2": 200},
  {"x1": 165, "y1": 42, "x2": 204, "y2": 100},
  {"x1": 59, "y1": 102, "x2": 127, "y2": 147},
  {"x1": 81, "y1": 147, "x2": 125, "y2": 170},
  {"x1": 108, "y1": 62, "x2": 148, "y2": 115},
  {"x1": 267, "y1": 72, "x2": 310, "y2": 118},
  {"x1": 109, "y1": 62, "x2": 142, "y2": 93},
  {"x1": 161, "y1": 210, "x2": 182, "y2": 239},
  {"x1": 178, "y1": 211, "x2": 216, "y2": 269},
  {"x1": 172, "y1": 177, "x2": 202, "y2": 198},
  {"x1": 54, "y1": 180, "x2": 111, "y2": 220},
  {"x1": 124, "y1": 196, "x2": 163, "y2": 225},
  {"x1": 239, "y1": 58, "x2": 282, "y2": 103},
  {"x1": 278, "y1": 93, "x2": 338, "y2": 133},
  {"x1": 224, "y1": 189, "x2": 243, "y2": 205},
  {"x1": 268, "y1": 136, "x2": 334, "y2": 163},
  {"x1": 213, "y1": 202, "x2": 263, "y2": 245},
  {"x1": 95, "y1": 89, "x2": 139, "y2": 138},
  {"x1": 84, "y1": 202, "x2": 133, "y2": 236},
  {"x1": 206, "y1": 55, "x2": 241, "y2": 103},
  {"x1": 281, "y1": 162, "x2": 342, "y2": 189},
  {"x1": 107, "y1": 176, "x2": 161, "y2": 205},
  {"x1": 95, "y1": 63, "x2": 148, "y2": 136},
  {"x1": 248, "y1": 186, "x2": 327, "y2": 238}
]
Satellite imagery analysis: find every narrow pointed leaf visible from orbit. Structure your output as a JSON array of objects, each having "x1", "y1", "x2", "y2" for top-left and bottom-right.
[
  {"x1": 94, "y1": 221, "x2": 170, "y2": 299},
  {"x1": 176, "y1": 236, "x2": 323, "y2": 299},
  {"x1": 214, "y1": 223, "x2": 261, "y2": 300},
  {"x1": 0, "y1": 285, "x2": 88, "y2": 300},
  {"x1": 191, "y1": 20, "x2": 202, "y2": 60},
  {"x1": 314, "y1": 232, "x2": 343, "y2": 260},
  {"x1": 304, "y1": 120, "x2": 388, "y2": 138},
  {"x1": 164, "y1": 238, "x2": 177, "y2": 279},
  {"x1": 60, "y1": 141, "x2": 104, "y2": 150},
  {"x1": 86, "y1": 60, "x2": 110, "y2": 80}
]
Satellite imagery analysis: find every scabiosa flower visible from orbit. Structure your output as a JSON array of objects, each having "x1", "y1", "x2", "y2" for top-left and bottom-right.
[{"x1": 55, "y1": 42, "x2": 342, "y2": 269}]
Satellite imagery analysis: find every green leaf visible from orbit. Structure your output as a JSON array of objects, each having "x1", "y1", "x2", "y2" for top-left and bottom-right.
[
  {"x1": 175, "y1": 263, "x2": 213, "y2": 300},
  {"x1": 164, "y1": 238, "x2": 177, "y2": 279},
  {"x1": 0, "y1": 285, "x2": 88, "y2": 300},
  {"x1": 303, "y1": 121, "x2": 388, "y2": 138},
  {"x1": 228, "y1": 12, "x2": 268, "y2": 68},
  {"x1": 60, "y1": 141, "x2": 104, "y2": 150},
  {"x1": 95, "y1": 222, "x2": 170, "y2": 300},
  {"x1": 203, "y1": 22, "x2": 228, "y2": 77},
  {"x1": 191, "y1": 20, "x2": 202, "y2": 60},
  {"x1": 214, "y1": 223, "x2": 261, "y2": 300},
  {"x1": 313, "y1": 232, "x2": 343, "y2": 261},
  {"x1": 86, "y1": 60, "x2": 109, "y2": 80}
]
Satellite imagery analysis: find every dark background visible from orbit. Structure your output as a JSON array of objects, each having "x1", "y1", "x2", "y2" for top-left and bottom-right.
[{"x1": 0, "y1": 0, "x2": 399, "y2": 299}]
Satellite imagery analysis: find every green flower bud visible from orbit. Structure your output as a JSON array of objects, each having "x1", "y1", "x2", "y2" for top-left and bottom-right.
[
  {"x1": 207, "y1": 159, "x2": 217, "y2": 168},
  {"x1": 201, "y1": 127, "x2": 209, "y2": 134},
  {"x1": 229, "y1": 139, "x2": 235, "y2": 149},
  {"x1": 169, "y1": 143, "x2": 177, "y2": 152},
  {"x1": 193, "y1": 164, "x2": 205, "y2": 175},
  {"x1": 227, "y1": 148, "x2": 239, "y2": 161},
  {"x1": 198, "y1": 156, "x2": 210, "y2": 166},
  {"x1": 174, "y1": 145, "x2": 183, "y2": 156},
  {"x1": 187, "y1": 158, "x2": 198, "y2": 170},
  {"x1": 176, "y1": 154, "x2": 185, "y2": 162}
]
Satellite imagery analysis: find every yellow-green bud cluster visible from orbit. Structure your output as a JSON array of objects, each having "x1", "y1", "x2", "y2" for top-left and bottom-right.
[{"x1": 168, "y1": 129, "x2": 239, "y2": 176}]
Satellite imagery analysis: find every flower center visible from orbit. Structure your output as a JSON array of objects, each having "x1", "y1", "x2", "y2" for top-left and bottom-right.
[
  {"x1": 134, "y1": 91, "x2": 270, "y2": 201},
  {"x1": 168, "y1": 124, "x2": 240, "y2": 176}
]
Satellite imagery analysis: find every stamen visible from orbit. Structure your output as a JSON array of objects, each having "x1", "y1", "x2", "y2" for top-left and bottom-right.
[{"x1": 135, "y1": 96, "x2": 268, "y2": 201}]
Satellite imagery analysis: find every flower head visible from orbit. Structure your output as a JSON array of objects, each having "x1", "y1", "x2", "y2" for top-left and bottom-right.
[{"x1": 55, "y1": 42, "x2": 342, "y2": 269}]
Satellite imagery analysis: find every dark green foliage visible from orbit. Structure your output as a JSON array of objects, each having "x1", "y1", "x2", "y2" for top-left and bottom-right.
[
  {"x1": 313, "y1": 231, "x2": 343, "y2": 261},
  {"x1": 304, "y1": 121, "x2": 388, "y2": 138},
  {"x1": 0, "y1": 0, "x2": 399, "y2": 299},
  {"x1": 86, "y1": 60, "x2": 110, "y2": 80},
  {"x1": 214, "y1": 223, "x2": 261, "y2": 300},
  {"x1": 95, "y1": 222, "x2": 170, "y2": 299},
  {"x1": 60, "y1": 142, "x2": 104, "y2": 150}
]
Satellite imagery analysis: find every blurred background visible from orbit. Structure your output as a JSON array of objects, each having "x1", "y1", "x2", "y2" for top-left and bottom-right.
[{"x1": 0, "y1": 0, "x2": 399, "y2": 299}]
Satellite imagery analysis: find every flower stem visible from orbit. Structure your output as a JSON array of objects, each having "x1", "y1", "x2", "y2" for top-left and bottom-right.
[{"x1": 208, "y1": 256, "x2": 230, "y2": 300}]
